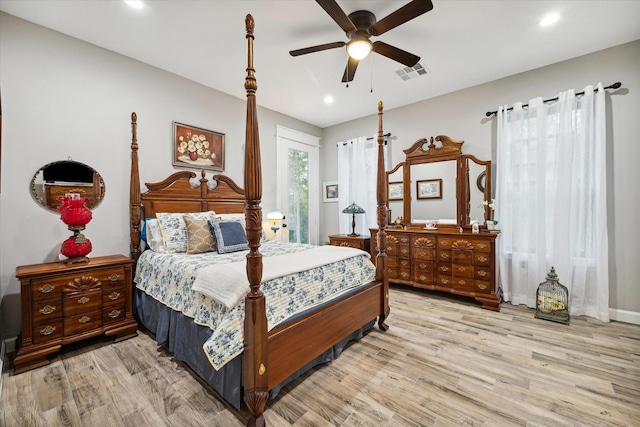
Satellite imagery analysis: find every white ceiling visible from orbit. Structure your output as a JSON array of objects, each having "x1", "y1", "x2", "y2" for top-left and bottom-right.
[{"x1": 2, "y1": 0, "x2": 639, "y2": 128}]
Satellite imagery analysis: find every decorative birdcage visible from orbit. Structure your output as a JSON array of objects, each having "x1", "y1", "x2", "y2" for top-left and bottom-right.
[{"x1": 535, "y1": 267, "x2": 570, "y2": 325}]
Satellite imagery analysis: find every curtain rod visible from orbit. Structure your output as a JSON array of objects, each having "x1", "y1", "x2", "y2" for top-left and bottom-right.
[
  {"x1": 336, "y1": 133, "x2": 390, "y2": 147},
  {"x1": 485, "y1": 82, "x2": 622, "y2": 117}
]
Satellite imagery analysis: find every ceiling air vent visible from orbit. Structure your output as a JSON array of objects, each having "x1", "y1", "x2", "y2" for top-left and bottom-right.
[{"x1": 395, "y1": 62, "x2": 428, "y2": 81}]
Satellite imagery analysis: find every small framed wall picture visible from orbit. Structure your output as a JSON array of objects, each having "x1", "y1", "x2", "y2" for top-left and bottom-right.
[
  {"x1": 323, "y1": 181, "x2": 339, "y2": 202},
  {"x1": 173, "y1": 122, "x2": 225, "y2": 171},
  {"x1": 388, "y1": 181, "x2": 404, "y2": 201},
  {"x1": 417, "y1": 179, "x2": 443, "y2": 200}
]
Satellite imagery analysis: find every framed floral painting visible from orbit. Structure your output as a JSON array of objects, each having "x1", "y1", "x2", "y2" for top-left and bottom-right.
[{"x1": 173, "y1": 122, "x2": 225, "y2": 171}]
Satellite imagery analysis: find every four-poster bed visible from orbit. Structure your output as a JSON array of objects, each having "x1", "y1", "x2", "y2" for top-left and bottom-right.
[{"x1": 128, "y1": 14, "x2": 390, "y2": 426}]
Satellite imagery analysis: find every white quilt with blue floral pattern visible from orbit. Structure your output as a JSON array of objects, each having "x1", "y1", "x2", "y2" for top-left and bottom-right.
[{"x1": 134, "y1": 240, "x2": 376, "y2": 369}]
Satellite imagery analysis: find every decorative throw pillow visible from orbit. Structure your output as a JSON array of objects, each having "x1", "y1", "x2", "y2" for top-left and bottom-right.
[
  {"x1": 156, "y1": 211, "x2": 217, "y2": 253},
  {"x1": 145, "y1": 218, "x2": 166, "y2": 253},
  {"x1": 214, "y1": 213, "x2": 268, "y2": 242},
  {"x1": 184, "y1": 216, "x2": 216, "y2": 254},
  {"x1": 209, "y1": 220, "x2": 249, "y2": 254}
]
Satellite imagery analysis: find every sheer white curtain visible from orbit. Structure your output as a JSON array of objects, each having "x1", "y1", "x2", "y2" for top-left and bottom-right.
[
  {"x1": 496, "y1": 83, "x2": 609, "y2": 321},
  {"x1": 337, "y1": 136, "x2": 378, "y2": 236}
]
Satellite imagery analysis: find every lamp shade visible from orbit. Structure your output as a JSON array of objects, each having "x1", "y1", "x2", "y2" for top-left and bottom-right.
[
  {"x1": 342, "y1": 202, "x2": 365, "y2": 214},
  {"x1": 266, "y1": 209, "x2": 284, "y2": 220}
]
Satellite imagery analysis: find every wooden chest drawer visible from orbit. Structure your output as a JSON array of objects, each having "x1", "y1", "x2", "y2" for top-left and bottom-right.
[
  {"x1": 474, "y1": 252, "x2": 491, "y2": 266},
  {"x1": 33, "y1": 300, "x2": 63, "y2": 324},
  {"x1": 452, "y1": 251, "x2": 473, "y2": 264},
  {"x1": 452, "y1": 264, "x2": 474, "y2": 278},
  {"x1": 475, "y1": 280, "x2": 491, "y2": 294},
  {"x1": 32, "y1": 320, "x2": 64, "y2": 344},
  {"x1": 103, "y1": 285, "x2": 125, "y2": 306},
  {"x1": 475, "y1": 267, "x2": 491, "y2": 281},
  {"x1": 414, "y1": 260, "x2": 433, "y2": 272},
  {"x1": 413, "y1": 268, "x2": 435, "y2": 285},
  {"x1": 31, "y1": 278, "x2": 65, "y2": 301},
  {"x1": 103, "y1": 304, "x2": 126, "y2": 324},
  {"x1": 64, "y1": 289, "x2": 102, "y2": 317},
  {"x1": 64, "y1": 311, "x2": 102, "y2": 336}
]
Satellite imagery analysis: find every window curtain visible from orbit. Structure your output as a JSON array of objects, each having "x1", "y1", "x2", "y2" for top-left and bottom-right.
[
  {"x1": 495, "y1": 83, "x2": 609, "y2": 321},
  {"x1": 337, "y1": 136, "x2": 378, "y2": 236}
]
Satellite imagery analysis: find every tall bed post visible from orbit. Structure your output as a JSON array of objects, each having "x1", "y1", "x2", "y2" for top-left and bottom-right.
[
  {"x1": 375, "y1": 102, "x2": 390, "y2": 330},
  {"x1": 129, "y1": 112, "x2": 142, "y2": 265},
  {"x1": 242, "y1": 14, "x2": 268, "y2": 427}
]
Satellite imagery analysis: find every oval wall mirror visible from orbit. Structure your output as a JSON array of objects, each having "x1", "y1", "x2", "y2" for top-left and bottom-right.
[{"x1": 31, "y1": 160, "x2": 106, "y2": 211}]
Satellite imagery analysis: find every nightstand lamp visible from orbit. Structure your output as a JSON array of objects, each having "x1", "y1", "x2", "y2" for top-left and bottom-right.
[
  {"x1": 342, "y1": 202, "x2": 365, "y2": 237},
  {"x1": 266, "y1": 209, "x2": 284, "y2": 235}
]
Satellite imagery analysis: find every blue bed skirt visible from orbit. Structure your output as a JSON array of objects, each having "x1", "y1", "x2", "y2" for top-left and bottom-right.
[{"x1": 133, "y1": 288, "x2": 375, "y2": 409}]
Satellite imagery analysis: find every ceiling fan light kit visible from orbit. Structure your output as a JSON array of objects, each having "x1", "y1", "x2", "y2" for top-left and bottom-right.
[
  {"x1": 347, "y1": 39, "x2": 372, "y2": 60},
  {"x1": 290, "y1": 0, "x2": 434, "y2": 83}
]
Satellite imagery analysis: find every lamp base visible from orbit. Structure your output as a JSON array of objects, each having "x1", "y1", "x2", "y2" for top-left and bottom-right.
[{"x1": 347, "y1": 232, "x2": 360, "y2": 237}]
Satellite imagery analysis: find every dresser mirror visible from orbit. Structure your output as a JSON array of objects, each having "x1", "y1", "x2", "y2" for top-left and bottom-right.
[
  {"x1": 31, "y1": 160, "x2": 106, "y2": 211},
  {"x1": 385, "y1": 135, "x2": 491, "y2": 229}
]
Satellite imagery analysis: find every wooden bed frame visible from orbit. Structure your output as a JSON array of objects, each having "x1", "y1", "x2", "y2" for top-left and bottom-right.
[{"x1": 128, "y1": 15, "x2": 389, "y2": 426}]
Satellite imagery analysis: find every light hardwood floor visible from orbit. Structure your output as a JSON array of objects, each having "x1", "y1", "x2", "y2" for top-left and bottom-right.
[{"x1": 1, "y1": 286, "x2": 639, "y2": 426}]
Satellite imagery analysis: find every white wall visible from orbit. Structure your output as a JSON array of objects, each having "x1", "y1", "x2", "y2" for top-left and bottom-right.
[
  {"x1": 320, "y1": 40, "x2": 640, "y2": 316},
  {"x1": 0, "y1": 13, "x2": 321, "y2": 339}
]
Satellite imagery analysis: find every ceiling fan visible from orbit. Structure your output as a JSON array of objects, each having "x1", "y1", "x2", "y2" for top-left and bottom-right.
[{"x1": 289, "y1": 0, "x2": 434, "y2": 83}]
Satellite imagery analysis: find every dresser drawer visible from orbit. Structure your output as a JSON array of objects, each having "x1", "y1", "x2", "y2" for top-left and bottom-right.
[
  {"x1": 397, "y1": 244, "x2": 410, "y2": 258},
  {"x1": 475, "y1": 268, "x2": 491, "y2": 281},
  {"x1": 32, "y1": 321, "x2": 64, "y2": 344},
  {"x1": 474, "y1": 252, "x2": 491, "y2": 266},
  {"x1": 89, "y1": 266, "x2": 127, "y2": 286},
  {"x1": 103, "y1": 285, "x2": 125, "y2": 306},
  {"x1": 414, "y1": 260, "x2": 433, "y2": 272},
  {"x1": 413, "y1": 268, "x2": 435, "y2": 285},
  {"x1": 452, "y1": 251, "x2": 473, "y2": 264},
  {"x1": 475, "y1": 280, "x2": 492, "y2": 294},
  {"x1": 33, "y1": 299, "x2": 63, "y2": 324},
  {"x1": 64, "y1": 289, "x2": 102, "y2": 317},
  {"x1": 30, "y1": 278, "x2": 65, "y2": 301},
  {"x1": 412, "y1": 247, "x2": 434, "y2": 260},
  {"x1": 103, "y1": 304, "x2": 126, "y2": 324},
  {"x1": 64, "y1": 311, "x2": 102, "y2": 336},
  {"x1": 452, "y1": 264, "x2": 474, "y2": 278}
]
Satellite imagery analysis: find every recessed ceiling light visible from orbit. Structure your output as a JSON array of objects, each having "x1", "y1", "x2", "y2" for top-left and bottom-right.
[
  {"x1": 324, "y1": 96, "x2": 334, "y2": 104},
  {"x1": 540, "y1": 13, "x2": 560, "y2": 27},
  {"x1": 125, "y1": 0, "x2": 144, "y2": 9}
]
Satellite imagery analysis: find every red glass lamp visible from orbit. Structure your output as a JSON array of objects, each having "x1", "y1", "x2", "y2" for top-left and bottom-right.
[{"x1": 57, "y1": 193, "x2": 93, "y2": 263}]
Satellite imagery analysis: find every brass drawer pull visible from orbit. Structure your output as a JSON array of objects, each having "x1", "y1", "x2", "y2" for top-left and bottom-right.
[
  {"x1": 419, "y1": 275, "x2": 427, "y2": 281},
  {"x1": 478, "y1": 270, "x2": 487, "y2": 277},
  {"x1": 400, "y1": 237, "x2": 409, "y2": 243},
  {"x1": 441, "y1": 266, "x2": 449, "y2": 272},
  {"x1": 78, "y1": 297, "x2": 90, "y2": 304},
  {"x1": 441, "y1": 278, "x2": 449, "y2": 284},
  {"x1": 477, "y1": 243, "x2": 487, "y2": 249},
  {"x1": 40, "y1": 326, "x2": 56, "y2": 336},
  {"x1": 39, "y1": 305, "x2": 56, "y2": 315},
  {"x1": 401, "y1": 272, "x2": 409, "y2": 278},
  {"x1": 108, "y1": 310, "x2": 121, "y2": 318},
  {"x1": 458, "y1": 267, "x2": 466, "y2": 272},
  {"x1": 108, "y1": 292, "x2": 121, "y2": 300},
  {"x1": 458, "y1": 280, "x2": 466, "y2": 285},
  {"x1": 401, "y1": 260, "x2": 409, "y2": 266},
  {"x1": 79, "y1": 316, "x2": 91, "y2": 324},
  {"x1": 39, "y1": 284, "x2": 55, "y2": 293},
  {"x1": 440, "y1": 241, "x2": 449, "y2": 246},
  {"x1": 388, "y1": 269, "x2": 393, "y2": 273},
  {"x1": 478, "y1": 256, "x2": 488, "y2": 263},
  {"x1": 440, "y1": 253, "x2": 449, "y2": 259},
  {"x1": 108, "y1": 274, "x2": 120, "y2": 281},
  {"x1": 419, "y1": 263, "x2": 427, "y2": 269},
  {"x1": 477, "y1": 283, "x2": 487, "y2": 290},
  {"x1": 400, "y1": 249, "x2": 409, "y2": 255},
  {"x1": 419, "y1": 251, "x2": 427, "y2": 257}
]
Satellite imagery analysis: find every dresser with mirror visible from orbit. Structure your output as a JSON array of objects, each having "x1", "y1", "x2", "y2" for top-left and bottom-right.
[{"x1": 370, "y1": 135, "x2": 502, "y2": 311}]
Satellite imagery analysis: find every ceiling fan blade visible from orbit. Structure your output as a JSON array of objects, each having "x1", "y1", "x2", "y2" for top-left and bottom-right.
[
  {"x1": 316, "y1": 0, "x2": 357, "y2": 33},
  {"x1": 370, "y1": 0, "x2": 434, "y2": 36},
  {"x1": 372, "y1": 41, "x2": 420, "y2": 67},
  {"x1": 341, "y1": 56, "x2": 360, "y2": 83},
  {"x1": 289, "y1": 41, "x2": 346, "y2": 57}
]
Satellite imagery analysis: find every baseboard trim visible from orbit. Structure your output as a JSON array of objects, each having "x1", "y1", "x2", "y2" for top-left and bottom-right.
[{"x1": 609, "y1": 308, "x2": 640, "y2": 325}]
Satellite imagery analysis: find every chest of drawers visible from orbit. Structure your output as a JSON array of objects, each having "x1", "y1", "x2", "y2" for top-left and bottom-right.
[
  {"x1": 328, "y1": 234, "x2": 370, "y2": 253},
  {"x1": 14, "y1": 254, "x2": 137, "y2": 373},
  {"x1": 370, "y1": 228, "x2": 502, "y2": 311}
]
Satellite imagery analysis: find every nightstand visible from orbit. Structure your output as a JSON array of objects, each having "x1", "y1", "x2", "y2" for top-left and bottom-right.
[
  {"x1": 14, "y1": 254, "x2": 138, "y2": 374},
  {"x1": 328, "y1": 234, "x2": 371, "y2": 253}
]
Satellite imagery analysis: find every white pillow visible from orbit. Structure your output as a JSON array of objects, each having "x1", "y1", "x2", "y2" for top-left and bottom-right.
[
  {"x1": 156, "y1": 211, "x2": 217, "y2": 253},
  {"x1": 146, "y1": 219, "x2": 165, "y2": 253}
]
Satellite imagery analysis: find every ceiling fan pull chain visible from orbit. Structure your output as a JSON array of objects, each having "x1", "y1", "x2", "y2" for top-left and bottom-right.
[{"x1": 370, "y1": 55, "x2": 374, "y2": 93}]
